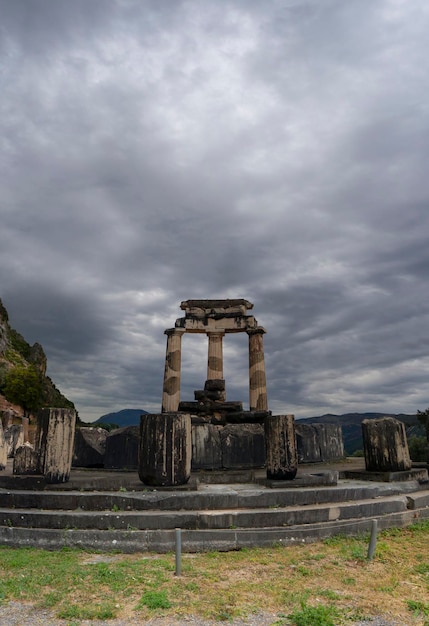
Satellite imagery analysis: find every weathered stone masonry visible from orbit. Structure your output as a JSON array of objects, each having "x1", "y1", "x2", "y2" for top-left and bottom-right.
[{"x1": 161, "y1": 299, "x2": 268, "y2": 414}]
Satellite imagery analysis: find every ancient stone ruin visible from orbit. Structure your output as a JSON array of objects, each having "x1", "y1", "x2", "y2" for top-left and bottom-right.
[
  {"x1": 138, "y1": 299, "x2": 302, "y2": 485},
  {"x1": 9, "y1": 408, "x2": 77, "y2": 483},
  {"x1": 362, "y1": 416, "x2": 411, "y2": 472},
  {"x1": 0, "y1": 419, "x2": 6, "y2": 471},
  {"x1": 161, "y1": 299, "x2": 269, "y2": 417}
]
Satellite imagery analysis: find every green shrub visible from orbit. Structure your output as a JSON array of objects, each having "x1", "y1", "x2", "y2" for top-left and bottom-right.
[
  {"x1": 8, "y1": 329, "x2": 32, "y2": 360},
  {"x1": 408, "y1": 435, "x2": 429, "y2": 462}
]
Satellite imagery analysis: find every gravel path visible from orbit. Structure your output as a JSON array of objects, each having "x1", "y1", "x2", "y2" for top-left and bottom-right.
[{"x1": 0, "y1": 602, "x2": 411, "y2": 626}]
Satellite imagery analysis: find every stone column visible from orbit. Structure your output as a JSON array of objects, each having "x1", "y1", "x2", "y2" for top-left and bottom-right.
[
  {"x1": 139, "y1": 412, "x2": 191, "y2": 486},
  {"x1": 36, "y1": 408, "x2": 77, "y2": 483},
  {"x1": 248, "y1": 327, "x2": 268, "y2": 411},
  {"x1": 161, "y1": 328, "x2": 185, "y2": 413},
  {"x1": 207, "y1": 331, "x2": 225, "y2": 380},
  {"x1": 265, "y1": 414, "x2": 298, "y2": 480},
  {"x1": 362, "y1": 417, "x2": 412, "y2": 472}
]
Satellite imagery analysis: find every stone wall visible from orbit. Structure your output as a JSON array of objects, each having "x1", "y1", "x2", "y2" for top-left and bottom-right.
[
  {"x1": 104, "y1": 426, "x2": 139, "y2": 470},
  {"x1": 295, "y1": 423, "x2": 344, "y2": 463},
  {"x1": 69, "y1": 419, "x2": 345, "y2": 472}
]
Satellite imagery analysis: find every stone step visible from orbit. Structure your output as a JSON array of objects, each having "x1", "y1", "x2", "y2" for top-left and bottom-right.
[
  {"x1": 406, "y1": 490, "x2": 429, "y2": 509},
  {"x1": 0, "y1": 494, "x2": 412, "y2": 531},
  {"x1": 0, "y1": 482, "x2": 421, "y2": 512},
  {"x1": 1, "y1": 504, "x2": 429, "y2": 553}
]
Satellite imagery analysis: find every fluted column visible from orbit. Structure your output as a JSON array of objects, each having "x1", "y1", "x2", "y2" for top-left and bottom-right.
[
  {"x1": 161, "y1": 328, "x2": 185, "y2": 413},
  {"x1": 248, "y1": 327, "x2": 268, "y2": 411},
  {"x1": 207, "y1": 331, "x2": 225, "y2": 380}
]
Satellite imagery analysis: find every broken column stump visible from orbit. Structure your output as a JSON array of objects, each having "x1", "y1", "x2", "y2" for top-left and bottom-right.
[
  {"x1": 362, "y1": 416, "x2": 412, "y2": 472},
  {"x1": 139, "y1": 413, "x2": 191, "y2": 486},
  {"x1": 13, "y1": 442, "x2": 38, "y2": 475},
  {"x1": 265, "y1": 414, "x2": 298, "y2": 480},
  {"x1": 36, "y1": 408, "x2": 77, "y2": 483},
  {"x1": 0, "y1": 420, "x2": 6, "y2": 470},
  {"x1": 5, "y1": 424, "x2": 24, "y2": 458}
]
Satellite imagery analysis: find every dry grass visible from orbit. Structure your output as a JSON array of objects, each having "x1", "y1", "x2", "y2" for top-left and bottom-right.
[{"x1": 0, "y1": 522, "x2": 428, "y2": 624}]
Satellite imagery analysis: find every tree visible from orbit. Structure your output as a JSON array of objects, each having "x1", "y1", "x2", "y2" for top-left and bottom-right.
[
  {"x1": 408, "y1": 435, "x2": 428, "y2": 462},
  {"x1": 3, "y1": 365, "x2": 44, "y2": 418},
  {"x1": 416, "y1": 408, "x2": 429, "y2": 463},
  {"x1": 417, "y1": 408, "x2": 429, "y2": 439}
]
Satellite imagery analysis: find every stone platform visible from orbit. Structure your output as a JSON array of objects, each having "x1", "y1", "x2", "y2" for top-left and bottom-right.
[{"x1": 0, "y1": 459, "x2": 428, "y2": 553}]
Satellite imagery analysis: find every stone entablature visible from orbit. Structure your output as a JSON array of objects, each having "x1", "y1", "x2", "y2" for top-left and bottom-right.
[{"x1": 175, "y1": 299, "x2": 259, "y2": 333}]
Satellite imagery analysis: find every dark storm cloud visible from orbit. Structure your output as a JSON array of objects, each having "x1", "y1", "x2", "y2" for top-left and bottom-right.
[{"x1": 1, "y1": 0, "x2": 429, "y2": 420}]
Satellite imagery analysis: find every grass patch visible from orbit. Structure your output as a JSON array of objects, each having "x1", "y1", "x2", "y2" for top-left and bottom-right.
[
  {"x1": 415, "y1": 562, "x2": 429, "y2": 576},
  {"x1": 0, "y1": 521, "x2": 428, "y2": 623},
  {"x1": 57, "y1": 602, "x2": 117, "y2": 620},
  {"x1": 136, "y1": 589, "x2": 171, "y2": 610},
  {"x1": 407, "y1": 599, "x2": 429, "y2": 618},
  {"x1": 287, "y1": 602, "x2": 341, "y2": 626}
]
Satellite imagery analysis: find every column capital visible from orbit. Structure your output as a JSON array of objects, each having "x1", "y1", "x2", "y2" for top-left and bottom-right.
[
  {"x1": 247, "y1": 326, "x2": 266, "y2": 336},
  {"x1": 206, "y1": 330, "x2": 226, "y2": 337},
  {"x1": 164, "y1": 327, "x2": 186, "y2": 337}
]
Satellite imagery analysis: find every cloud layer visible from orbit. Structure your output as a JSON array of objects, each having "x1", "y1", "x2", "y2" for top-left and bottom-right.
[{"x1": 1, "y1": 0, "x2": 429, "y2": 420}]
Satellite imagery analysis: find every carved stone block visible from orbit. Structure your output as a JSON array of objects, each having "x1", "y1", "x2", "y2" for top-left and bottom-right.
[
  {"x1": 73, "y1": 427, "x2": 107, "y2": 468},
  {"x1": 191, "y1": 424, "x2": 222, "y2": 470},
  {"x1": 220, "y1": 423, "x2": 265, "y2": 469},
  {"x1": 296, "y1": 423, "x2": 344, "y2": 463},
  {"x1": 104, "y1": 426, "x2": 139, "y2": 470}
]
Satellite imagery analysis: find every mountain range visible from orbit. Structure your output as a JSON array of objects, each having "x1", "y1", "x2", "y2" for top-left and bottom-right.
[{"x1": 93, "y1": 408, "x2": 149, "y2": 428}]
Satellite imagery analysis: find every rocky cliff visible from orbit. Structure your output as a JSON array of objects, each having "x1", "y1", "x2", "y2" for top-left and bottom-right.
[{"x1": 0, "y1": 298, "x2": 74, "y2": 418}]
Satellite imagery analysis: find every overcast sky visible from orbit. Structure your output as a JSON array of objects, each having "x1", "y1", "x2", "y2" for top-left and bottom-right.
[{"x1": 1, "y1": 0, "x2": 429, "y2": 422}]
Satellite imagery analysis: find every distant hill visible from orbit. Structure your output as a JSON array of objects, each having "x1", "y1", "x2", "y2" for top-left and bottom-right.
[
  {"x1": 94, "y1": 408, "x2": 149, "y2": 428},
  {"x1": 297, "y1": 412, "x2": 422, "y2": 455}
]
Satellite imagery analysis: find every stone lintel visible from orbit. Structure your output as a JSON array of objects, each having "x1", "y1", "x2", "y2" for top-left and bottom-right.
[
  {"x1": 180, "y1": 299, "x2": 253, "y2": 317},
  {"x1": 179, "y1": 401, "x2": 243, "y2": 412},
  {"x1": 175, "y1": 315, "x2": 258, "y2": 333}
]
